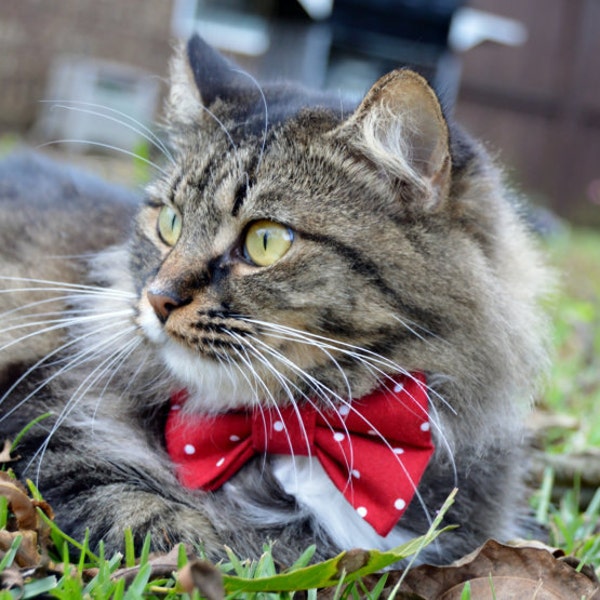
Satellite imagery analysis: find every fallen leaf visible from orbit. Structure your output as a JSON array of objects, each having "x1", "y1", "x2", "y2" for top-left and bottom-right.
[
  {"x1": 178, "y1": 559, "x2": 225, "y2": 600},
  {"x1": 0, "y1": 472, "x2": 54, "y2": 568},
  {"x1": 0, "y1": 565, "x2": 24, "y2": 595},
  {"x1": 108, "y1": 543, "x2": 194, "y2": 585},
  {"x1": 0, "y1": 439, "x2": 19, "y2": 463},
  {"x1": 0, "y1": 474, "x2": 37, "y2": 530},
  {"x1": 352, "y1": 539, "x2": 599, "y2": 599},
  {"x1": 0, "y1": 530, "x2": 41, "y2": 569}
]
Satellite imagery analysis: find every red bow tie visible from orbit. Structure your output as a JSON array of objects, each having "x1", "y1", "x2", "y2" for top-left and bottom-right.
[{"x1": 165, "y1": 373, "x2": 434, "y2": 537}]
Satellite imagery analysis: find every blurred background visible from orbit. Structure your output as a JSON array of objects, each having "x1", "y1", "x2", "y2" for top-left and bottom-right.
[{"x1": 0, "y1": 0, "x2": 599, "y2": 226}]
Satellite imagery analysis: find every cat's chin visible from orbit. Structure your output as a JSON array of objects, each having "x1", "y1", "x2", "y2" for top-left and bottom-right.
[
  {"x1": 139, "y1": 306, "x2": 257, "y2": 411},
  {"x1": 162, "y1": 339, "x2": 258, "y2": 413}
]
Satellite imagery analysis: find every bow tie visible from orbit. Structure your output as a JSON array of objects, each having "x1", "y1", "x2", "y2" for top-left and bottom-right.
[{"x1": 165, "y1": 373, "x2": 434, "y2": 537}]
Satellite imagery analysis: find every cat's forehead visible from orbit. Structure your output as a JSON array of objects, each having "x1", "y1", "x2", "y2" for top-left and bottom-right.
[{"x1": 169, "y1": 109, "x2": 353, "y2": 213}]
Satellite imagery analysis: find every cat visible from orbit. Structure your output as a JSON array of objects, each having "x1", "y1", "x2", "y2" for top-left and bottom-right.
[{"x1": 0, "y1": 34, "x2": 550, "y2": 566}]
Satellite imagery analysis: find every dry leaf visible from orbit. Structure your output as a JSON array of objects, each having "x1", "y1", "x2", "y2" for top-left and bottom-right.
[
  {"x1": 0, "y1": 472, "x2": 54, "y2": 568},
  {"x1": 178, "y1": 559, "x2": 225, "y2": 600},
  {"x1": 0, "y1": 440, "x2": 19, "y2": 463},
  {"x1": 107, "y1": 543, "x2": 195, "y2": 585},
  {"x1": 354, "y1": 539, "x2": 599, "y2": 599},
  {"x1": 0, "y1": 564, "x2": 24, "y2": 594}
]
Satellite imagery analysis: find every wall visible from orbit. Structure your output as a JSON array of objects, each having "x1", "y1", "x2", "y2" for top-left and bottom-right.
[{"x1": 455, "y1": 0, "x2": 600, "y2": 224}]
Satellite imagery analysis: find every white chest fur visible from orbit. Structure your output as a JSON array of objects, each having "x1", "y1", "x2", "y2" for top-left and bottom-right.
[{"x1": 272, "y1": 455, "x2": 414, "y2": 552}]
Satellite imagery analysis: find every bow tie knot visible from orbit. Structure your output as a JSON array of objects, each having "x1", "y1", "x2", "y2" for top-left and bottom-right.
[
  {"x1": 252, "y1": 406, "x2": 316, "y2": 455},
  {"x1": 166, "y1": 374, "x2": 434, "y2": 537}
]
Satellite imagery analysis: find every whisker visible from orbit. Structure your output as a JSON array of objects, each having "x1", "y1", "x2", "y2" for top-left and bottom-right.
[
  {"x1": 0, "y1": 294, "x2": 130, "y2": 321},
  {"x1": 0, "y1": 310, "x2": 132, "y2": 356},
  {"x1": 239, "y1": 333, "x2": 355, "y2": 478},
  {"x1": 229, "y1": 331, "x2": 315, "y2": 479},
  {"x1": 31, "y1": 334, "x2": 142, "y2": 479},
  {"x1": 43, "y1": 101, "x2": 175, "y2": 164},
  {"x1": 35, "y1": 139, "x2": 169, "y2": 177},
  {"x1": 390, "y1": 314, "x2": 449, "y2": 346},
  {"x1": 0, "y1": 321, "x2": 136, "y2": 418},
  {"x1": 245, "y1": 318, "x2": 457, "y2": 416},
  {"x1": 0, "y1": 275, "x2": 135, "y2": 297},
  {"x1": 235, "y1": 319, "x2": 455, "y2": 521},
  {"x1": 231, "y1": 68, "x2": 268, "y2": 171}
]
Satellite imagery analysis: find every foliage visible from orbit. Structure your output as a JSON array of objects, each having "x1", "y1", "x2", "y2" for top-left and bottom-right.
[
  {"x1": 541, "y1": 229, "x2": 600, "y2": 452},
  {"x1": 0, "y1": 484, "x2": 453, "y2": 599},
  {"x1": 532, "y1": 227, "x2": 600, "y2": 573}
]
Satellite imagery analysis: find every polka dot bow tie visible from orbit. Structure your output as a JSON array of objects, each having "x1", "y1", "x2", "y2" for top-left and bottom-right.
[{"x1": 165, "y1": 373, "x2": 434, "y2": 537}]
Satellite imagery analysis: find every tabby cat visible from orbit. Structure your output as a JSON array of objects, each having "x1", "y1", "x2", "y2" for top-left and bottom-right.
[{"x1": 0, "y1": 35, "x2": 549, "y2": 565}]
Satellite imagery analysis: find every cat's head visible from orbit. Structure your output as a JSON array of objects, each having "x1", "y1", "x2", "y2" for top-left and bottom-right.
[{"x1": 131, "y1": 35, "x2": 548, "y2": 421}]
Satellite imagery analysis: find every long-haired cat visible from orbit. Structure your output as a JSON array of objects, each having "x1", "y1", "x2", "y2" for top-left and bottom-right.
[{"x1": 0, "y1": 35, "x2": 549, "y2": 565}]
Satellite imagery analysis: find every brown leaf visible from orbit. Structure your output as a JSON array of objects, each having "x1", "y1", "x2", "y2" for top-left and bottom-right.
[
  {"x1": 109, "y1": 543, "x2": 195, "y2": 585},
  {"x1": 0, "y1": 472, "x2": 54, "y2": 569},
  {"x1": 355, "y1": 540, "x2": 600, "y2": 599},
  {"x1": 0, "y1": 473, "x2": 37, "y2": 530},
  {"x1": 0, "y1": 530, "x2": 42, "y2": 569},
  {"x1": 0, "y1": 440, "x2": 19, "y2": 463},
  {"x1": 0, "y1": 565, "x2": 24, "y2": 595},
  {"x1": 178, "y1": 559, "x2": 225, "y2": 600},
  {"x1": 335, "y1": 548, "x2": 371, "y2": 578}
]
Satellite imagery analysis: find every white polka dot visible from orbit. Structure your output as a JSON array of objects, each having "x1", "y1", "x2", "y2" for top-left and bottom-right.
[
  {"x1": 357, "y1": 506, "x2": 368, "y2": 518},
  {"x1": 339, "y1": 405, "x2": 350, "y2": 416},
  {"x1": 393, "y1": 447, "x2": 405, "y2": 455},
  {"x1": 367, "y1": 429, "x2": 377, "y2": 436},
  {"x1": 351, "y1": 469, "x2": 361, "y2": 479},
  {"x1": 216, "y1": 457, "x2": 225, "y2": 467},
  {"x1": 183, "y1": 444, "x2": 196, "y2": 455},
  {"x1": 394, "y1": 498, "x2": 406, "y2": 510},
  {"x1": 393, "y1": 382, "x2": 404, "y2": 393},
  {"x1": 420, "y1": 422, "x2": 430, "y2": 432},
  {"x1": 229, "y1": 434, "x2": 240, "y2": 442},
  {"x1": 333, "y1": 432, "x2": 345, "y2": 442},
  {"x1": 273, "y1": 421, "x2": 284, "y2": 432},
  {"x1": 171, "y1": 404, "x2": 181, "y2": 411}
]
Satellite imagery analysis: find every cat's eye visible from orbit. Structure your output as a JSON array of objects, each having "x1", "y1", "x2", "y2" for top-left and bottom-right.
[
  {"x1": 157, "y1": 205, "x2": 182, "y2": 246},
  {"x1": 243, "y1": 220, "x2": 293, "y2": 267}
]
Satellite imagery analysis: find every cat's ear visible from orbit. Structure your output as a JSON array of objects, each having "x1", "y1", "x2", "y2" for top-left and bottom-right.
[
  {"x1": 337, "y1": 70, "x2": 451, "y2": 210},
  {"x1": 168, "y1": 34, "x2": 248, "y2": 124}
]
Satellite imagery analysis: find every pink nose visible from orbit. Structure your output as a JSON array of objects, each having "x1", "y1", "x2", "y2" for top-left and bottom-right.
[{"x1": 147, "y1": 289, "x2": 184, "y2": 322}]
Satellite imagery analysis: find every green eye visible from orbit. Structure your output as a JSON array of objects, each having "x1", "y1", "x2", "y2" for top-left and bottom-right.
[
  {"x1": 157, "y1": 205, "x2": 182, "y2": 246},
  {"x1": 244, "y1": 220, "x2": 293, "y2": 267}
]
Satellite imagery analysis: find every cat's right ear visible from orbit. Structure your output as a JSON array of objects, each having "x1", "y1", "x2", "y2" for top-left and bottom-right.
[
  {"x1": 168, "y1": 35, "x2": 249, "y2": 125},
  {"x1": 334, "y1": 70, "x2": 452, "y2": 211}
]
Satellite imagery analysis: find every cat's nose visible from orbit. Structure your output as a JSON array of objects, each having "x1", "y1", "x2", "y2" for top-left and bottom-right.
[{"x1": 147, "y1": 289, "x2": 186, "y2": 322}]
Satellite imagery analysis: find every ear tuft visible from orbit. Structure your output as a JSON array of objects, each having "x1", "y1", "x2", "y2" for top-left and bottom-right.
[
  {"x1": 339, "y1": 70, "x2": 451, "y2": 210},
  {"x1": 167, "y1": 35, "x2": 260, "y2": 127},
  {"x1": 167, "y1": 41, "x2": 204, "y2": 126}
]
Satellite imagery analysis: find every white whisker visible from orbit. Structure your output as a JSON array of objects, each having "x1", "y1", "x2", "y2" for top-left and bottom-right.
[
  {"x1": 231, "y1": 69, "x2": 268, "y2": 171},
  {"x1": 0, "y1": 275, "x2": 135, "y2": 297},
  {"x1": 31, "y1": 334, "x2": 142, "y2": 479},
  {"x1": 44, "y1": 101, "x2": 175, "y2": 165},
  {"x1": 35, "y1": 139, "x2": 169, "y2": 177},
  {"x1": 0, "y1": 321, "x2": 135, "y2": 418}
]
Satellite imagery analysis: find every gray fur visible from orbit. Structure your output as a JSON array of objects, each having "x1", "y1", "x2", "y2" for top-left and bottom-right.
[{"x1": 0, "y1": 36, "x2": 549, "y2": 565}]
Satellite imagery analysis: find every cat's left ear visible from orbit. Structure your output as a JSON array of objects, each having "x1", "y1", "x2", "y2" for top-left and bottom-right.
[
  {"x1": 168, "y1": 34, "x2": 251, "y2": 125},
  {"x1": 335, "y1": 70, "x2": 451, "y2": 210}
]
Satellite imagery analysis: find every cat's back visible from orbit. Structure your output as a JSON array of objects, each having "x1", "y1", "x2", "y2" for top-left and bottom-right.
[{"x1": 0, "y1": 152, "x2": 140, "y2": 387}]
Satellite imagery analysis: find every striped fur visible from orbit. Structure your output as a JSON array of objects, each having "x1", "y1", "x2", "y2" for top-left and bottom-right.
[{"x1": 0, "y1": 35, "x2": 549, "y2": 565}]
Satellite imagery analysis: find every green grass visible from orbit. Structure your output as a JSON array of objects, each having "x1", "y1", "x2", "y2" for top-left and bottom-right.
[
  {"x1": 2, "y1": 227, "x2": 600, "y2": 597},
  {"x1": 0, "y1": 486, "x2": 453, "y2": 599},
  {"x1": 531, "y1": 228, "x2": 600, "y2": 570},
  {"x1": 541, "y1": 228, "x2": 600, "y2": 452}
]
